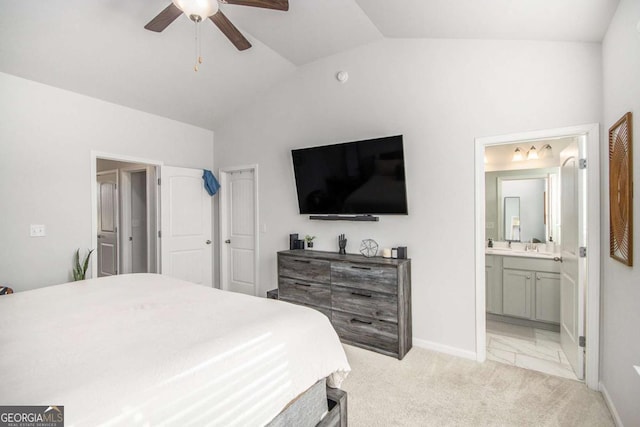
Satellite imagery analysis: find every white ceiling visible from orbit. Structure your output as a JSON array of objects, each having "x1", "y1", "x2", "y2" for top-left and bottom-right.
[{"x1": 0, "y1": 0, "x2": 619, "y2": 130}]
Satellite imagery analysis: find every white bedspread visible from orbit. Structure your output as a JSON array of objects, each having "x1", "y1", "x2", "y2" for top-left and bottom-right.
[{"x1": 0, "y1": 274, "x2": 350, "y2": 426}]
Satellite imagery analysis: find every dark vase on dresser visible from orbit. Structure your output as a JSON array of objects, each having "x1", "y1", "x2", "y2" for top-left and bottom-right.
[{"x1": 277, "y1": 250, "x2": 412, "y2": 360}]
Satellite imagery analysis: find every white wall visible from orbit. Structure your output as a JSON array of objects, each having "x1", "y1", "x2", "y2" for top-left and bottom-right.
[
  {"x1": 0, "y1": 72, "x2": 214, "y2": 291},
  {"x1": 601, "y1": 0, "x2": 640, "y2": 424},
  {"x1": 213, "y1": 38, "x2": 602, "y2": 354}
]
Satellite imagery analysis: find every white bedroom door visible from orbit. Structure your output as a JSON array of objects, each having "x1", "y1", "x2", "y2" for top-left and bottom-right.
[
  {"x1": 160, "y1": 166, "x2": 212, "y2": 286},
  {"x1": 221, "y1": 168, "x2": 257, "y2": 296},
  {"x1": 97, "y1": 171, "x2": 119, "y2": 276},
  {"x1": 559, "y1": 140, "x2": 586, "y2": 380}
]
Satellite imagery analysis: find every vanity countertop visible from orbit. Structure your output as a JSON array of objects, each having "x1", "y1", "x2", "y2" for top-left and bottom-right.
[{"x1": 485, "y1": 247, "x2": 559, "y2": 260}]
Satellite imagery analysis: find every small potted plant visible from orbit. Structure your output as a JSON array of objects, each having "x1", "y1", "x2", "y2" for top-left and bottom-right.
[
  {"x1": 304, "y1": 235, "x2": 316, "y2": 249},
  {"x1": 73, "y1": 248, "x2": 95, "y2": 281}
]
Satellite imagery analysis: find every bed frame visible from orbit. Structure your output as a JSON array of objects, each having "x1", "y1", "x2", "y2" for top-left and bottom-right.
[{"x1": 267, "y1": 379, "x2": 347, "y2": 427}]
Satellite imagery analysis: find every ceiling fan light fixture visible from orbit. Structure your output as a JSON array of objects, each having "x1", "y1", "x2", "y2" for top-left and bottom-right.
[{"x1": 173, "y1": 0, "x2": 219, "y2": 21}]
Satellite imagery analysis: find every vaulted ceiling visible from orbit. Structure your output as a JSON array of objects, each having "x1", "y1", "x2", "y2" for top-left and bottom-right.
[{"x1": 0, "y1": 0, "x2": 619, "y2": 130}]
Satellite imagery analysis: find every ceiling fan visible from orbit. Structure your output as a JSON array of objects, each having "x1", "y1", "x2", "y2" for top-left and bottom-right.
[{"x1": 145, "y1": 0, "x2": 289, "y2": 51}]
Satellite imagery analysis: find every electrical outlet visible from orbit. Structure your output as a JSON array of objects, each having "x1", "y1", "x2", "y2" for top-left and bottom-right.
[
  {"x1": 30, "y1": 224, "x2": 46, "y2": 237},
  {"x1": 486, "y1": 222, "x2": 495, "y2": 229}
]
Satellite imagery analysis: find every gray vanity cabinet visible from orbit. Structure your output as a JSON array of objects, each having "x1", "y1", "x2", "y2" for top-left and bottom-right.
[
  {"x1": 502, "y1": 269, "x2": 533, "y2": 319},
  {"x1": 534, "y1": 272, "x2": 561, "y2": 323},
  {"x1": 500, "y1": 256, "x2": 561, "y2": 324},
  {"x1": 485, "y1": 255, "x2": 503, "y2": 314}
]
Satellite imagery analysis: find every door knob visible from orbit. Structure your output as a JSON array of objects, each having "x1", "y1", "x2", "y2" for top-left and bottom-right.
[
  {"x1": 225, "y1": 239, "x2": 231, "y2": 244},
  {"x1": 206, "y1": 240, "x2": 212, "y2": 245},
  {"x1": 98, "y1": 235, "x2": 103, "y2": 239}
]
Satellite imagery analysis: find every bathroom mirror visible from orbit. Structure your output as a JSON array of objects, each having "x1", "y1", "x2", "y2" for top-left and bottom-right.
[
  {"x1": 503, "y1": 197, "x2": 521, "y2": 241},
  {"x1": 485, "y1": 168, "x2": 560, "y2": 245},
  {"x1": 499, "y1": 177, "x2": 548, "y2": 242}
]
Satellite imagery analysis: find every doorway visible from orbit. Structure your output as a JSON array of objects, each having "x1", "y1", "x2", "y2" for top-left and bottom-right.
[
  {"x1": 219, "y1": 165, "x2": 259, "y2": 296},
  {"x1": 474, "y1": 124, "x2": 600, "y2": 390},
  {"x1": 91, "y1": 153, "x2": 162, "y2": 279}
]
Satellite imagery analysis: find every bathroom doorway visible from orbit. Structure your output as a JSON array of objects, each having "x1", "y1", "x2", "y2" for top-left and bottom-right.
[
  {"x1": 484, "y1": 137, "x2": 577, "y2": 380},
  {"x1": 474, "y1": 124, "x2": 601, "y2": 389}
]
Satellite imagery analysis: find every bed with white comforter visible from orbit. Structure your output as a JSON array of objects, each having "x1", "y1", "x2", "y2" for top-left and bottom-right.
[{"x1": 0, "y1": 274, "x2": 350, "y2": 426}]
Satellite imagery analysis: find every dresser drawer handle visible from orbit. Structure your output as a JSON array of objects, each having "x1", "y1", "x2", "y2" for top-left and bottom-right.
[
  {"x1": 351, "y1": 292, "x2": 372, "y2": 298},
  {"x1": 350, "y1": 318, "x2": 373, "y2": 325},
  {"x1": 294, "y1": 282, "x2": 311, "y2": 287},
  {"x1": 293, "y1": 259, "x2": 311, "y2": 264},
  {"x1": 350, "y1": 266, "x2": 372, "y2": 270}
]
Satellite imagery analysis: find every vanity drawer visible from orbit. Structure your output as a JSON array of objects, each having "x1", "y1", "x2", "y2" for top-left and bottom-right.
[
  {"x1": 503, "y1": 257, "x2": 560, "y2": 273},
  {"x1": 279, "y1": 277, "x2": 331, "y2": 308},
  {"x1": 279, "y1": 256, "x2": 331, "y2": 283},
  {"x1": 331, "y1": 285, "x2": 398, "y2": 323},
  {"x1": 331, "y1": 311, "x2": 398, "y2": 355},
  {"x1": 331, "y1": 263, "x2": 398, "y2": 295}
]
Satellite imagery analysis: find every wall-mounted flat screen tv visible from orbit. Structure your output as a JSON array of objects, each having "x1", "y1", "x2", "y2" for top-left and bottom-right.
[{"x1": 291, "y1": 135, "x2": 408, "y2": 215}]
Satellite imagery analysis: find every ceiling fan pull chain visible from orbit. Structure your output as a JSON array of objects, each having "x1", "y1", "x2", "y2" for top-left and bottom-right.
[{"x1": 194, "y1": 19, "x2": 202, "y2": 72}]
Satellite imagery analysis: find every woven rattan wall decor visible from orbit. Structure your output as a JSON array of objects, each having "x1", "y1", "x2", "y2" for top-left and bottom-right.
[{"x1": 609, "y1": 112, "x2": 633, "y2": 266}]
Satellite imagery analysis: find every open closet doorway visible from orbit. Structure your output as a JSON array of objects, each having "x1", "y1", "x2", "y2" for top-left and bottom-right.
[
  {"x1": 93, "y1": 154, "x2": 161, "y2": 278},
  {"x1": 474, "y1": 124, "x2": 601, "y2": 390}
]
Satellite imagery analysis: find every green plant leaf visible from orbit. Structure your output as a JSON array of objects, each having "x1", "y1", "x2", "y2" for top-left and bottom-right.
[{"x1": 73, "y1": 248, "x2": 94, "y2": 281}]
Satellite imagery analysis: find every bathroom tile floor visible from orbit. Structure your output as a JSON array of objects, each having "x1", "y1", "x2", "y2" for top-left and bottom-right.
[{"x1": 486, "y1": 320, "x2": 579, "y2": 381}]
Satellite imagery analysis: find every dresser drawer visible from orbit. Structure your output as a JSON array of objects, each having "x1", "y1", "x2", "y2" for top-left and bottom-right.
[
  {"x1": 331, "y1": 285, "x2": 398, "y2": 323},
  {"x1": 331, "y1": 263, "x2": 397, "y2": 295},
  {"x1": 279, "y1": 277, "x2": 331, "y2": 308},
  {"x1": 331, "y1": 311, "x2": 398, "y2": 355},
  {"x1": 279, "y1": 256, "x2": 331, "y2": 283}
]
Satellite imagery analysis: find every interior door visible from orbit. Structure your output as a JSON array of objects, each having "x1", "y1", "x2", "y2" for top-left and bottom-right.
[
  {"x1": 222, "y1": 169, "x2": 256, "y2": 296},
  {"x1": 97, "y1": 171, "x2": 118, "y2": 277},
  {"x1": 160, "y1": 166, "x2": 212, "y2": 286},
  {"x1": 559, "y1": 140, "x2": 586, "y2": 380}
]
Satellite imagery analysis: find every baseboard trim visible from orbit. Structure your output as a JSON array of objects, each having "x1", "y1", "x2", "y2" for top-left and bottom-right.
[
  {"x1": 413, "y1": 338, "x2": 477, "y2": 361},
  {"x1": 600, "y1": 382, "x2": 624, "y2": 427}
]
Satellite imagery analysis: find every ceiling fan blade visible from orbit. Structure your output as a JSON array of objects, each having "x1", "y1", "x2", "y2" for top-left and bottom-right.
[
  {"x1": 221, "y1": 0, "x2": 289, "y2": 11},
  {"x1": 209, "y1": 11, "x2": 252, "y2": 51},
  {"x1": 144, "y1": 3, "x2": 183, "y2": 32}
]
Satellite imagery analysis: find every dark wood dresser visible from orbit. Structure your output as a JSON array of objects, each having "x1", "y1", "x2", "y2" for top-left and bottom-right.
[{"x1": 277, "y1": 250, "x2": 412, "y2": 359}]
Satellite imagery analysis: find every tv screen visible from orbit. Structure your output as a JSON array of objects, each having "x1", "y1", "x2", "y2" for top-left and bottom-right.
[{"x1": 291, "y1": 135, "x2": 408, "y2": 215}]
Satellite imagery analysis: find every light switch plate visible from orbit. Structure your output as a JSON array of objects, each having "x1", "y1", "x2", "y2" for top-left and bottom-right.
[{"x1": 30, "y1": 224, "x2": 46, "y2": 237}]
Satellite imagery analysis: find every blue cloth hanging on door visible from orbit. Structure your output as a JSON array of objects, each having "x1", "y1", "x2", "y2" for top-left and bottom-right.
[{"x1": 203, "y1": 170, "x2": 220, "y2": 196}]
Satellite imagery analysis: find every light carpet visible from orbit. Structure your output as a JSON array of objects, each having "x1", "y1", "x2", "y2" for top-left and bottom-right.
[{"x1": 341, "y1": 344, "x2": 613, "y2": 427}]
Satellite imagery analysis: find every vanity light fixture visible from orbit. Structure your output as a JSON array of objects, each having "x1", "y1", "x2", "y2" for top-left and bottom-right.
[
  {"x1": 526, "y1": 145, "x2": 539, "y2": 160},
  {"x1": 539, "y1": 144, "x2": 553, "y2": 159},
  {"x1": 512, "y1": 147, "x2": 524, "y2": 162}
]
